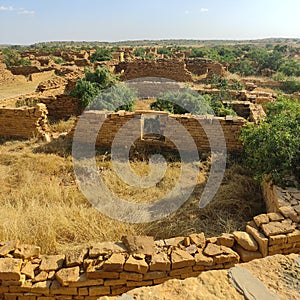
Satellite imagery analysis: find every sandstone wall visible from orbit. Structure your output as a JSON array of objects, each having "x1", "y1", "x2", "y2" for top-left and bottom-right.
[
  {"x1": 39, "y1": 95, "x2": 80, "y2": 120},
  {"x1": 0, "y1": 104, "x2": 50, "y2": 139},
  {"x1": 185, "y1": 58, "x2": 227, "y2": 79},
  {"x1": 262, "y1": 180, "x2": 300, "y2": 213},
  {"x1": 116, "y1": 59, "x2": 193, "y2": 82},
  {"x1": 29, "y1": 70, "x2": 55, "y2": 82},
  {"x1": 0, "y1": 196, "x2": 299, "y2": 299},
  {"x1": 14, "y1": 95, "x2": 80, "y2": 121},
  {"x1": 0, "y1": 63, "x2": 26, "y2": 85},
  {"x1": 70, "y1": 111, "x2": 246, "y2": 152},
  {"x1": 8, "y1": 66, "x2": 41, "y2": 76}
]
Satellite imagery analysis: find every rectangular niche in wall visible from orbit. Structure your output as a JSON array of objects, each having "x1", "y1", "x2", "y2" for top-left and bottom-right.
[{"x1": 141, "y1": 114, "x2": 167, "y2": 142}]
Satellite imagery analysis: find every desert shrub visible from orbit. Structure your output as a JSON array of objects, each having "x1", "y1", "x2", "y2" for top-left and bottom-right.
[
  {"x1": 272, "y1": 72, "x2": 288, "y2": 81},
  {"x1": 2, "y1": 48, "x2": 31, "y2": 67},
  {"x1": 15, "y1": 98, "x2": 40, "y2": 108},
  {"x1": 134, "y1": 48, "x2": 145, "y2": 57},
  {"x1": 281, "y1": 79, "x2": 300, "y2": 94},
  {"x1": 241, "y1": 96, "x2": 300, "y2": 186},
  {"x1": 230, "y1": 60, "x2": 256, "y2": 76},
  {"x1": 52, "y1": 57, "x2": 66, "y2": 65},
  {"x1": 89, "y1": 84, "x2": 136, "y2": 112},
  {"x1": 150, "y1": 88, "x2": 213, "y2": 115},
  {"x1": 278, "y1": 59, "x2": 300, "y2": 77},
  {"x1": 157, "y1": 47, "x2": 172, "y2": 56},
  {"x1": 90, "y1": 48, "x2": 112, "y2": 62},
  {"x1": 70, "y1": 67, "x2": 136, "y2": 110}
]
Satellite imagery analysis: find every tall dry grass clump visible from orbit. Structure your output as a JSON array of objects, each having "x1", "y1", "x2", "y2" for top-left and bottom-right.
[{"x1": 0, "y1": 138, "x2": 265, "y2": 254}]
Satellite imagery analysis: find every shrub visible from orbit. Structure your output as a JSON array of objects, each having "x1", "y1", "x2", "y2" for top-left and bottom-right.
[
  {"x1": 70, "y1": 67, "x2": 136, "y2": 110},
  {"x1": 230, "y1": 60, "x2": 256, "y2": 76},
  {"x1": 241, "y1": 96, "x2": 300, "y2": 186},
  {"x1": 134, "y1": 48, "x2": 145, "y2": 57},
  {"x1": 150, "y1": 88, "x2": 213, "y2": 115},
  {"x1": 90, "y1": 48, "x2": 112, "y2": 62},
  {"x1": 2, "y1": 49, "x2": 31, "y2": 67},
  {"x1": 279, "y1": 59, "x2": 300, "y2": 77},
  {"x1": 89, "y1": 84, "x2": 136, "y2": 112},
  {"x1": 157, "y1": 47, "x2": 172, "y2": 57},
  {"x1": 281, "y1": 79, "x2": 300, "y2": 94}
]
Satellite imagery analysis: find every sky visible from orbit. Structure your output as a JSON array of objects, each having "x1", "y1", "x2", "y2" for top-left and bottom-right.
[{"x1": 0, "y1": 0, "x2": 299, "y2": 45}]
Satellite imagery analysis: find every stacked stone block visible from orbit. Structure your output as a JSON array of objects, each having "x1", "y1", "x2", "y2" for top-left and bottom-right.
[{"x1": 0, "y1": 104, "x2": 50, "y2": 139}]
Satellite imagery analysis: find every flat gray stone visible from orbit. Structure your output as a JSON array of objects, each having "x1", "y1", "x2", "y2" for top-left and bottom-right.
[{"x1": 228, "y1": 266, "x2": 280, "y2": 300}]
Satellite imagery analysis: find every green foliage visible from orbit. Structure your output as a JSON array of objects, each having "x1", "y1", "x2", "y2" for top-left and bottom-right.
[
  {"x1": 208, "y1": 95, "x2": 237, "y2": 117},
  {"x1": 278, "y1": 59, "x2": 300, "y2": 77},
  {"x1": 157, "y1": 47, "x2": 172, "y2": 56},
  {"x1": 189, "y1": 46, "x2": 242, "y2": 63},
  {"x1": 134, "y1": 48, "x2": 146, "y2": 57},
  {"x1": 272, "y1": 72, "x2": 288, "y2": 82},
  {"x1": 246, "y1": 48, "x2": 284, "y2": 73},
  {"x1": 241, "y1": 96, "x2": 300, "y2": 186},
  {"x1": 70, "y1": 67, "x2": 135, "y2": 110},
  {"x1": 150, "y1": 88, "x2": 213, "y2": 115},
  {"x1": 281, "y1": 79, "x2": 300, "y2": 94},
  {"x1": 230, "y1": 60, "x2": 256, "y2": 76},
  {"x1": 2, "y1": 48, "x2": 31, "y2": 67},
  {"x1": 84, "y1": 67, "x2": 117, "y2": 89},
  {"x1": 89, "y1": 84, "x2": 136, "y2": 112},
  {"x1": 90, "y1": 48, "x2": 112, "y2": 62},
  {"x1": 209, "y1": 75, "x2": 243, "y2": 102},
  {"x1": 52, "y1": 57, "x2": 66, "y2": 65},
  {"x1": 70, "y1": 80, "x2": 99, "y2": 109}
]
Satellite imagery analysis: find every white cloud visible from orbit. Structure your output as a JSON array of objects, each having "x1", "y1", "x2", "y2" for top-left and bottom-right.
[
  {"x1": 0, "y1": 5, "x2": 35, "y2": 15},
  {"x1": 0, "y1": 6, "x2": 15, "y2": 11},
  {"x1": 200, "y1": 8, "x2": 209, "y2": 13},
  {"x1": 18, "y1": 9, "x2": 35, "y2": 15}
]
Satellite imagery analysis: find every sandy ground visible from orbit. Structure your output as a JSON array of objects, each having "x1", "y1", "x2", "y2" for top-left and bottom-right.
[{"x1": 103, "y1": 254, "x2": 300, "y2": 300}]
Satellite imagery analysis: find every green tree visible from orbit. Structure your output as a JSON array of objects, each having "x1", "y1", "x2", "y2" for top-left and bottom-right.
[{"x1": 240, "y1": 96, "x2": 300, "y2": 186}]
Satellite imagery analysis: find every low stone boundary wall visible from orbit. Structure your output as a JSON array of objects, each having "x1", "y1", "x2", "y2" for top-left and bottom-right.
[
  {"x1": 0, "y1": 204, "x2": 299, "y2": 299},
  {"x1": 0, "y1": 104, "x2": 50, "y2": 139},
  {"x1": 70, "y1": 111, "x2": 246, "y2": 152}
]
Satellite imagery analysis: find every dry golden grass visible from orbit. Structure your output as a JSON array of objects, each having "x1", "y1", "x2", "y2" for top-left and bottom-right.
[{"x1": 0, "y1": 137, "x2": 265, "y2": 254}]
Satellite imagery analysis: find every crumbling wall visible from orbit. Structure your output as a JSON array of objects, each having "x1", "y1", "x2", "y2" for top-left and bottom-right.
[
  {"x1": 0, "y1": 104, "x2": 50, "y2": 139},
  {"x1": 70, "y1": 111, "x2": 246, "y2": 152},
  {"x1": 185, "y1": 58, "x2": 227, "y2": 79},
  {"x1": 116, "y1": 59, "x2": 193, "y2": 82},
  {"x1": 0, "y1": 60, "x2": 26, "y2": 85},
  {"x1": 8, "y1": 66, "x2": 41, "y2": 76},
  {"x1": 38, "y1": 95, "x2": 80, "y2": 120},
  {"x1": 15, "y1": 95, "x2": 80, "y2": 121}
]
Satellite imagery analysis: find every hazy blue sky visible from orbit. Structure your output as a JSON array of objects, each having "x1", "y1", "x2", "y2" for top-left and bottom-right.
[{"x1": 0, "y1": 0, "x2": 299, "y2": 44}]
